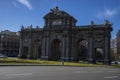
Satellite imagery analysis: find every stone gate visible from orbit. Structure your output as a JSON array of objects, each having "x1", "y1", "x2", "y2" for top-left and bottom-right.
[{"x1": 19, "y1": 7, "x2": 113, "y2": 65}]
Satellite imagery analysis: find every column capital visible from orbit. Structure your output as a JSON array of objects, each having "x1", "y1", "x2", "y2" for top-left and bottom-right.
[{"x1": 90, "y1": 20, "x2": 94, "y2": 26}]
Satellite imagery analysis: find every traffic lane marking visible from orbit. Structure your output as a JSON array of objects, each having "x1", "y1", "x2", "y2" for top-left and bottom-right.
[
  {"x1": 104, "y1": 76, "x2": 119, "y2": 79},
  {"x1": 6, "y1": 73, "x2": 32, "y2": 76}
]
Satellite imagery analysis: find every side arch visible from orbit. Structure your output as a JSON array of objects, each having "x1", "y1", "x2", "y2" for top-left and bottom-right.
[{"x1": 75, "y1": 39, "x2": 88, "y2": 61}]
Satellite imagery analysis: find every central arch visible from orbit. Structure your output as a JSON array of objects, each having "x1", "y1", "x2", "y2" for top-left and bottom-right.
[{"x1": 49, "y1": 39, "x2": 61, "y2": 61}]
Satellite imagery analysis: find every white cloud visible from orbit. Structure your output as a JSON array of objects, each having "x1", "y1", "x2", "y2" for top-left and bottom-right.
[
  {"x1": 17, "y1": 0, "x2": 33, "y2": 10},
  {"x1": 97, "y1": 8, "x2": 118, "y2": 19}
]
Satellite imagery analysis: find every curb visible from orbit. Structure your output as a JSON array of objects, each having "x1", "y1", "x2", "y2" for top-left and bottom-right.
[{"x1": 0, "y1": 64, "x2": 64, "y2": 66}]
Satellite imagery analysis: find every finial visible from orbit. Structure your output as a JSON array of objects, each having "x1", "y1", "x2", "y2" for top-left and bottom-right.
[
  {"x1": 90, "y1": 20, "x2": 94, "y2": 26},
  {"x1": 119, "y1": 30, "x2": 120, "y2": 32},
  {"x1": 89, "y1": 21, "x2": 94, "y2": 32},
  {"x1": 50, "y1": 6, "x2": 60, "y2": 15},
  {"x1": 50, "y1": 9, "x2": 53, "y2": 12},
  {"x1": 30, "y1": 25, "x2": 32, "y2": 28},
  {"x1": 36, "y1": 25, "x2": 39, "y2": 29},
  {"x1": 104, "y1": 20, "x2": 110, "y2": 25},
  {"x1": 27, "y1": 26, "x2": 29, "y2": 29},
  {"x1": 56, "y1": 6, "x2": 59, "y2": 9},
  {"x1": 21, "y1": 25, "x2": 24, "y2": 30}
]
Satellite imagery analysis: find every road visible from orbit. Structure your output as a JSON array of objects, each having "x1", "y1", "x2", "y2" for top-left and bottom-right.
[{"x1": 0, "y1": 66, "x2": 119, "y2": 80}]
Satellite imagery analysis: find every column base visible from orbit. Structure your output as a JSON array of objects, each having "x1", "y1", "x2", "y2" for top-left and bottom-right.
[
  {"x1": 60, "y1": 57, "x2": 74, "y2": 62},
  {"x1": 88, "y1": 58, "x2": 96, "y2": 64},
  {"x1": 103, "y1": 59, "x2": 111, "y2": 65},
  {"x1": 41, "y1": 56, "x2": 48, "y2": 60},
  {"x1": 27, "y1": 54, "x2": 30, "y2": 59},
  {"x1": 44, "y1": 56, "x2": 48, "y2": 60},
  {"x1": 41, "y1": 56, "x2": 45, "y2": 60},
  {"x1": 18, "y1": 54, "x2": 21, "y2": 58}
]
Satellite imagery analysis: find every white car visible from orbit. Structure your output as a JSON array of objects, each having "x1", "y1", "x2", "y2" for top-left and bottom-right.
[
  {"x1": 112, "y1": 61, "x2": 120, "y2": 64},
  {"x1": 0, "y1": 54, "x2": 7, "y2": 58}
]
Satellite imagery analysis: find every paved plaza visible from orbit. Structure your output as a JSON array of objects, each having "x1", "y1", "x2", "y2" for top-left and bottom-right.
[{"x1": 0, "y1": 66, "x2": 119, "y2": 80}]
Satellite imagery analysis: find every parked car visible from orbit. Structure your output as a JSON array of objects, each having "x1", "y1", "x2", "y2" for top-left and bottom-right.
[
  {"x1": 0, "y1": 54, "x2": 7, "y2": 58},
  {"x1": 112, "y1": 61, "x2": 120, "y2": 64}
]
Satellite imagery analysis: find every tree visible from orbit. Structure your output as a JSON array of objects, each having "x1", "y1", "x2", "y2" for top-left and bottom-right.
[
  {"x1": 116, "y1": 30, "x2": 120, "y2": 60},
  {"x1": 111, "y1": 39, "x2": 117, "y2": 61}
]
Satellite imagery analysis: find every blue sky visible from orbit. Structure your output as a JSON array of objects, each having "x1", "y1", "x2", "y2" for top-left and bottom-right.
[{"x1": 0, "y1": 0, "x2": 120, "y2": 39}]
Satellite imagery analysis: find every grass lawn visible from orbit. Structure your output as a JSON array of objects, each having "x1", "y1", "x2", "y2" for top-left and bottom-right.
[{"x1": 0, "y1": 58, "x2": 120, "y2": 68}]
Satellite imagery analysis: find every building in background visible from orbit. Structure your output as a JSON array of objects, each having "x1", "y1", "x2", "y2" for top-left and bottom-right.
[
  {"x1": 0, "y1": 30, "x2": 19, "y2": 57},
  {"x1": 116, "y1": 30, "x2": 120, "y2": 60}
]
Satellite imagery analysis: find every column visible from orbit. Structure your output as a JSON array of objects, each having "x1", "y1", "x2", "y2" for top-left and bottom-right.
[
  {"x1": 65, "y1": 36, "x2": 69, "y2": 61},
  {"x1": 41, "y1": 36, "x2": 46, "y2": 59},
  {"x1": 87, "y1": 34, "x2": 94, "y2": 63},
  {"x1": 34, "y1": 42, "x2": 39, "y2": 59},
  {"x1": 61, "y1": 35, "x2": 66, "y2": 61},
  {"x1": 28, "y1": 39, "x2": 31, "y2": 59},
  {"x1": 68, "y1": 34, "x2": 73, "y2": 61},
  {"x1": 18, "y1": 38, "x2": 23, "y2": 58},
  {"x1": 70, "y1": 42, "x2": 74, "y2": 61},
  {"x1": 103, "y1": 34, "x2": 111, "y2": 65},
  {"x1": 45, "y1": 36, "x2": 49, "y2": 59},
  {"x1": 103, "y1": 20, "x2": 112, "y2": 65}
]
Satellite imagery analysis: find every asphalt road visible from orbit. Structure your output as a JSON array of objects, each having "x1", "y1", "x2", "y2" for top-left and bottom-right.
[{"x1": 0, "y1": 66, "x2": 119, "y2": 80}]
